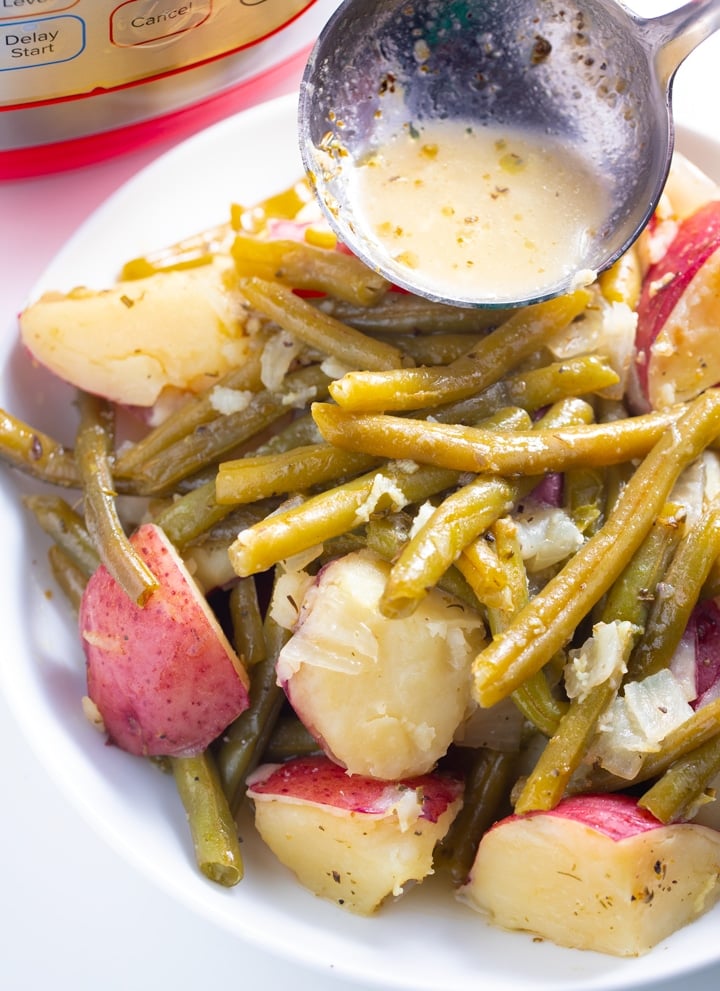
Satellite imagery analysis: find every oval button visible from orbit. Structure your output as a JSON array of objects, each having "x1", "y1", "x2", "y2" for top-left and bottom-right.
[{"x1": 110, "y1": 0, "x2": 211, "y2": 48}]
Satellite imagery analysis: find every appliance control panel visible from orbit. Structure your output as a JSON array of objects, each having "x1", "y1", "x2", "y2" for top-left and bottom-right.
[{"x1": 0, "y1": 0, "x2": 317, "y2": 107}]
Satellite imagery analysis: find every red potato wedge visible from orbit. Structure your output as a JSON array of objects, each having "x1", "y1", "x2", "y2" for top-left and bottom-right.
[
  {"x1": 460, "y1": 793, "x2": 720, "y2": 956},
  {"x1": 19, "y1": 266, "x2": 250, "y2": 407},
  {"x1": 79, "y1": 523, "x2": 249, "y2": 757},
  {"x1": 247, "y1": 755, "x2": 464, "y2": 914},
  {"x1": 274, "y1": 550, "x2": 486, "y2": 780},
  {"x1": 632, "y1": 200, "x2": 720, "y2": 411}
]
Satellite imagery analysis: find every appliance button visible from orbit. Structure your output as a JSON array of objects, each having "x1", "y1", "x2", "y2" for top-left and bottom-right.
[
  {"x1": 0, "y1": 14, "x2": 84, "y2": 71},
  {"x1": 110, "y1": 0, "x2": 211, "y2": 48},
  {"x1": 0, "y1": 0, "x2": 80, "y2": 22}
]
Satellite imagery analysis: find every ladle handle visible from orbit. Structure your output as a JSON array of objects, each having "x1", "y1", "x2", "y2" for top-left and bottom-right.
[{"x1": 641, "y1": 0, "x2": 720, "y2": 87}]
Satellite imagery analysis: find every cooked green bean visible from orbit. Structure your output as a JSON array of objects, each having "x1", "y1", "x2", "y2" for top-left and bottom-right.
[
  {"x1": 455, "y1": 536, "x2": 511, "y2": 612},
  {"x1": 380, "y1": 399, "x2": 596, "y2": 619},
  {"x1": 380, "y1": 408, "x2": 531, "y2": 618},
  {"x1": 228, "y1": 461, "x2": 459, "y2": 578},
  {"x1": 232, "y1": 234, "x2": 390, "y2": 306},
  {"x1": 113, "y1": 351, "x2": 266, "y2": 477},
  {"x1": 23, "y1": 494, "x2": 100, "y2": 578},
  {"x1": 598, "y1": 245, "x2": 642, "y2": 309},
  {"x1": 376, "y1": 333, "x2": 486, "y2": 366},
  {"x1": 319, "y1": 292, "x2": 510, "y2": 335},
  {"x1": 216, "y1": 443, "x2": 378, "y2": 505},
  {"x1": 128, "y1": 365, "x2": 332, "y2": 495},
  {"x1": 74, "y1": 393, "x2": 158, "y2": 605},
  {"x1": 634, "y1": 697, "x2": 720, "y2": 784},
  {"x1": 563, "y1": 466, "x2": 606, "y2": 536},
  {"x1": 262, "y1": 714, "x2": 323, "y2": 762},
  {"x1": 311, "y1": 402, "x2": 681, "y2": 477},
  {"x1": 471, "y1": 388, "x2": 720, "y2": 708},
  {"x1": 327, "y1": 289, "x2": 591, "y2": 412},
  {"x1": 47, "y1": 544, "x2": 88, "y2": 612},
  {"x1": 120, "y1": 222, "x2": 231, "y2": 279},
  {"x1": 626, "y1": 500, "x2": 720, "y2": 681},
  {"x1": 484, "y1": 517, "x2": 568, "y2": 737},
  {"x1": 252, "y1": 411, "x2": 323, "y2": 455},
  {"x1": 170, "y1": 751, "x2": 244, "y2": 886},
  {"x1": 514, "y1": 503, "x2": 686, "y2": 812},
  {"x1": 238, "y1": 277, "x2": 405, "y2": 371},
  {"x1": 216, "y1": 613, "x2": 289, "y2": 815},
  {"x1": 430, "y1": 354, "x2": 619, "y2": 426},
  {"x1": 228, "y1": 578, "x2": 266, "y2": 668},
  {"x1": 638, "y1": 734, "x2": 720, "y2": 824},
  {"x1": 1, "y1": 407, "x2": 80, "y2": 487},
  {"x1": 434, "y1": 748, "x2": 517, "y2": 886},
  {"x1": 152, "y1": 479, "x2": 236, "y2": 549}
]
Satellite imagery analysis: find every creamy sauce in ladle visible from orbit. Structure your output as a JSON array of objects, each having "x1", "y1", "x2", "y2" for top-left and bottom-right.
[{"x1": 347, "y1": 119, "x2": 611, "y2": 302}]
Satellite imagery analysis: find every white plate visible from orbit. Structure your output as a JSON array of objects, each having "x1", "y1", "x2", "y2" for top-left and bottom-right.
[{"x1": 2, "y1": 92, "x2": 720, "y2": 991}]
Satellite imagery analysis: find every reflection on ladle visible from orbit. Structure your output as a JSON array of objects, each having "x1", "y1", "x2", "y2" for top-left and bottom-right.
[{"x1": 298, "y1": 0, "x2": 720, "y2": 308}]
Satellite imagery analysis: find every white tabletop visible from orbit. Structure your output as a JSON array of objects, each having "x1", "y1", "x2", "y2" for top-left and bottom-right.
[{"x1": 3, "y1": 4, "x2": 720, "y2": 990}]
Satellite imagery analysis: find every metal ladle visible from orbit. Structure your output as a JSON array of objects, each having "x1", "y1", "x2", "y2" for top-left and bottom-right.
[{"x1": 298, "y1": 0, "x2": 720, "y2": 308}]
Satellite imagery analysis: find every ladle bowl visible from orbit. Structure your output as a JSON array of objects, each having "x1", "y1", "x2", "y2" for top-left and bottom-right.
[{"x1": 298, "y1": 0, "x2": 720, "y2": 308}]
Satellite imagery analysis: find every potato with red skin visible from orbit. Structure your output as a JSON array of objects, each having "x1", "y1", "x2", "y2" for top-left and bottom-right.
[
  {"x1": 247, "y1": 755, "x2": 464, "y2": 914},
  {"x1": 460, "y1": 793, "x2": 720, "y2": 956},
  {"x1": 79, "y1": 522, "x2": 250, "y2": 757},
  {"x1": 273, "y1": 550, "x2": 486, "y2": 781},
  {"x1": 631, "y1": 200, "x2": 720, "y2": 411}
]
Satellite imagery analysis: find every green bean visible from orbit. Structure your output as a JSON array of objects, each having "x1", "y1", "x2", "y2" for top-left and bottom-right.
[
  {"x1": 127, "y1": 365, "x2": 331, "y2": 495},
  {"x1": 252, "y1": 411, "x2": 323, "y2": 455},
  {"x1": 170, "y1": 751, "x2": 244, "y2": 886},
  {"x1": 1, "y1": 407, "x2": 80, "y2": 487},
  {"x1": 152, "y1": 479, "x2": 237, "y2": 549},
  {"x1": 231, "y1": 235, "x2": 390, "y2": 306},
  {"x1": 485, "y1": 517, "x2": 568, "y2": 737},
  {"x1": 237, "y1": 277, "x2": 405, "y2": 371},
  {"x1": 23, "y1": 494, "x2": 100, "y2": 578},
  {"x1": 182, "y1": 500, "x2": 281, "y2": 549},
  {"x1": 598, "y1": 245, "x2": 642, "y2": 309},
  {"x1": 113, "y1": 351, "x2": 266, "y2": 477},
  {"x1": 471, "y1": 388, "x2": 720, "y2": 708},
  {"x1": 327, "y1": 289, "x2": 591, "y2": 412},
  {"x1": 216, "y1": 443, "x2": 378, "y2": 505},
  {"x1": 380, "y1": 400, "x2": 596, "y2": 619},
  {"x1": 262, "y1": 714, "x2": 323, "y2": 762},
  {"x1": 74, "y1": 393, "x2": 158, "y2": 605},
  {"x1": 311, "y1": 402, "x2": 680, "y2": 477},
  {"x1": 563, "y1": 466, "x2": 606, "y2": 536},
  {"x1": 319, "y1": 293, "x2": 510, "y2": 335},
  {"x1": 434, "y1": 748, "x2": 516, "y2": 886},
  {"x1": 626, "y1": 500, "x2": 720, "y2": 682},
  {"x1": 228, "y1": 577, "x2": 266, "y2": 668},
  {"x1": 635, "y1": 696, "x2": 720, "y2": 784},
  {"x1": 380, "y1": 408, "x2": 532, "y2": 619},
  {"x1": 228, "y1": 461, "x2": 459, "y2": 578},
  {"x1": 47, "y1": 544, "x2": 88, "y2": 612},
  {"x1": 638, "y1": 734, "x2": 720, "y2": 823},
  {"x1": 216, "y1": 613, "x2": 289, "y2": 815},
  {"x1": 120, "y1": 223, "x2": 232, "y2": 279},
  {"x1": 600, "y1": 502, "x2": 686, "y2": 629},
  {"x1": 455, "y1": 536, "x2": 511, "y2": 612},
  {"x1": 430, "y1": 354, "x2": 619, "y2": 426},
  {"x1": 362, "y1": 512, "x2": 481, "y2": 610},
  {"x1": 514, "y1": 503, "x2": 686, "y2": 812},
  {"x1": 376, "y1": 333, "x2": 486, "y2": 366}
]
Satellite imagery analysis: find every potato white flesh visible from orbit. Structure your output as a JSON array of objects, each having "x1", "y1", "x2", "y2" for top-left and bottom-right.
[
  {"x1": 631, "y1": 200, "x2": 720, "y2": 411},
  {"x1": 20, "y1": 265, "x2": 251, "y2": 407},
  {"x1": 80, "y1": 523, "x2": 250, "y2": 757},
  {"x1": 274, "y1": 550, "x2": 486, "y2": 779},
  {"x1": 247, "y1": 755, "x2": 463, "y2": 914},
  {"x1": 460, "y1": 794, "x2": 720, "y2": 956}
]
